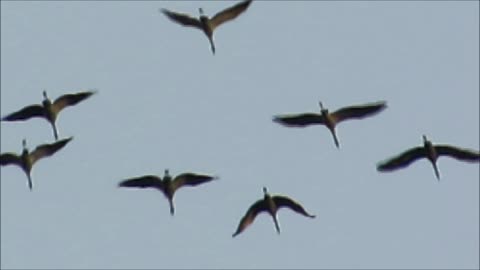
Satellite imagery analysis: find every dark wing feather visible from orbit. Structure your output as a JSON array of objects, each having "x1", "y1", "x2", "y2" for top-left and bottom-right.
[
  {"x1": 1, "y1": 105, "x2": 45, "y2": 121},
  {"x1": 53, "y1": 91, "x2": 96, "y2": 114},
  {"x1": 29, "y1": 137, "x2": 73, "y2": 165},
  {"x1": 0, "y1": 153, "x2": 22, "y2": 167},
  {"x1": 210, "y1": 0, "x2": 252, "y2": 30},
  {"x1": 160, "y1": 9, "x2": 202, "y2": 29},
  {"x1": 273, "y1": 196, "x2": 315, "y2": 218},
  {"x1": 377, "y1": 147, "x2": 426, "y2": 172},
  {"x1": 273, "y1": 113, "x2": 324, "y2": 127},
  {"x1": 435, "y1": 145, "x2": 480, "y2": 162},
  {"x1": 118, "y1": 175, "x2": 163, "y2": 190},
  {"x1": 331, "y1": 101, "x2": 387, "y2": 123},
  {"x1": 232, "y1": 199, "x2": 268, "y2": 237},
  {"x1": 172, "y1": 173, "x2": 217, "y2": 192}
]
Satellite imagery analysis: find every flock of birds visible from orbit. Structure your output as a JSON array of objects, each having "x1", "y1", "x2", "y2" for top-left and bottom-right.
[{"x1": 1, "y1": 0, "x2": 479, "y2": 238}]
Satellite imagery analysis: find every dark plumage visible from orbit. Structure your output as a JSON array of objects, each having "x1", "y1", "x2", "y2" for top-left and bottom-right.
[
  {"x1": 1, "y1": 90, "x2": 96, "y2": 140},
  {"x1": 232, "y1": 187, "x2": 315, "y2": 237},
  {"x1": 273, "y1": 101, "x2": 387, "y2": 148},
  {"x1": 160, "y1": 0, "x2": 252, "y2": 54},
  {"x1": 118, "y1": 169, "x2": 218, "y2": 215},
  {"x1": 377, "y1": 135, "x2": 480, "y2": 180},
  {"x1": 0, "y1": 137, "x2": 73, "y2": 190}
]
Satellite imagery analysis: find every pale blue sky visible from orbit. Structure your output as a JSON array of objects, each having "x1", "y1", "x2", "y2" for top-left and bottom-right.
[{"x1": 1, "y1": 1, "x2": 479, "y2": 269}]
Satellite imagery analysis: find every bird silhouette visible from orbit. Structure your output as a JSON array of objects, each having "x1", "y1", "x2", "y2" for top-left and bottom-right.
[
  {"x1": 377, "y1": 135, "x2": 480, "y2": 180},
  {"x1": 232, "y1": 187, "x2": 315, "y2": 237},
  {"x1": 0, "y1": 137, "x2": 73, "y2": 190},
  {"x1": 160, "y1": 0, "x2": 252, "y2": 54},
  {"x1": 273, "y1": 100, "x2": 387, "y2": 148},
  {"x1": 118, "y1": 169, "x2": 218, "y2": 215},
  {"x1": 1, "y1": 90, "x2": 96, "y2": 140}
]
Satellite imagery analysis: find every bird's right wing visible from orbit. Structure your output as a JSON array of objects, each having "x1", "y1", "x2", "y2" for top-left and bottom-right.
[
  {"x1": 377, "y1": 147, "x2": 426, "y2": 172},
  {"x1": 30, "y1": 137, "x2": 73, "y2": 165},
  {"x1": 274, "y1": 196, "x2": 315, "y2": 218},
  {"x1": 1, "y1": 105, "x2": 44, "y2": 121},
  {"x1": 210, "y1": 0, "x2": 252, "y2": 30},
  {"x1": 232, "y1": 199, "x2": 267, "y2": 237},
  {"x1": 272, "y1": 113, "x2": 324, "y2": 127},
  {"x1": 160, "y1": 9, "x2": 203, "y2": 29},
  {"x1": 435, "y1": 145, "x2": 480, "y2": 162},
  {"x1": 118, "y1": 175, "x2": 163, "y2": 190},
  {"x1": 0, "y1": 153, "x2": 22, "y2": 167}
]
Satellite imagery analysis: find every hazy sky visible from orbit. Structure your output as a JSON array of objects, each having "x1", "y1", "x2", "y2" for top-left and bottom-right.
[{"x1": 1, "y1": 1, "x2": 479, "y2": 269}]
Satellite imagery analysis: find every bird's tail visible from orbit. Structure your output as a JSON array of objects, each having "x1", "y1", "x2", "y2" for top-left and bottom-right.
[
  {"x1": 168, "y1": 198, "x2": 175, "y2": 216},
  {"x1": 330, "y1": 129, "x2": 340, "y2": 148},
  {"x1": 208, "y1": 36, "x2": 216, "y2": 55},
  {"x1": 273, "y1": 215, "x2": 281, "y2": 234},
  {"x1": 52, "y1": 122, "x2": 59, "y2": 141},
  {"x1": 27, "y1": 173, "x2": 33, "y2": 191},
  {"x1": 432, "y1": 162, "x2": 440, "y2": 181}
]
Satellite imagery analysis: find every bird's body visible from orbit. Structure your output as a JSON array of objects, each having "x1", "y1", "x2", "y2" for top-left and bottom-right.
[
  {"x1": 160, "y1": 0, "x2": 252, "y2": 54},
  {"x1": 273, "y1": 101, "x2": 387, "y2": 148},
  {"x1": 1, "y1": 90, "x2": 96, "y2": 140},
  {"x1": 118, "y1": 169, "x2": 218, "y2": 215},
  {"x1": 377, "y1": 135, "x2": 480, "y2": 180},
  {"x1": 0, "y1": 137, "x2": 73, "y2": 190},
  {"x1": 232, "y1": 187, "x2": 315, "y2": 237}
]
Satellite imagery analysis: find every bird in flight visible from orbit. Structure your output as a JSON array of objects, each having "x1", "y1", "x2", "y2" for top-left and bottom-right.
[
  {"x1": 118, "y1": 169, "x2": 218, "y2": 216},
  {"x1": 273, "y1": 100, "x2": 387, "y2": 148},
  {"x1": 232, "y1": 187, "x2": 315, "y2": 237},
  {"x1": 1, "y1": 90, "x2": 96, "y2": 140},
  {"x1": 0, "y1": 137, "x2": 73, "y2": 190},
  {"x1": 377, "y1": 135, "x2": 480, "y2": 180},
  {"x1": 160, "y1": 0, "x2": 253, "y2": 55}
]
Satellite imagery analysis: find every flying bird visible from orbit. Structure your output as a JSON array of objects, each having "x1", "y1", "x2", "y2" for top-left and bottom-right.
[
  {"x1": 377, "y1": 135, "x2": 480, "y2": 180},
  {"x1": 0, "y1": 137, "x2": 73, "y2": 190},
  {"x1": 118, "y1": 169, "x2": 218, "y2": 216},
  {"x1": 232, "y1": 187, "x2": 315, "y2": 237},
  {"x1": 1, "y1": 90, "x2": 96, "y2": 140},
  {"x1": 273, "y1": 101, "x2": 387, "y2": 148},
  {"x1": 160, "y1": 0, "x2": 253, "y2": 54}
]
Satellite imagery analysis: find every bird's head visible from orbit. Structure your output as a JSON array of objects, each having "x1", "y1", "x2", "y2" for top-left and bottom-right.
[
  {"x1": 262, "y1": 186, "x2": 268, "y2": 195},
  {"x1": 319, "y1": 101, "x2": 327, "y2": 113},
  {"x1": 22, "y1": 139, "x2": 28, "y2": 152},
  {"x1": 198, "y1": 8, "x2": 204, "y2": 16},
  {"x1": 422, "y1": 134, "x2": 428, "y2": 143},
  {"x1": 42, "y1": 90, "x2": 48, "y2": 100}
]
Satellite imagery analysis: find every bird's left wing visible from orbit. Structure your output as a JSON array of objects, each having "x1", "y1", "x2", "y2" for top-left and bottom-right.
[
  {"x1": 331, "y1": 101, "x2": 387, "y2": 123},
  {"x1": 53, "y1": 90, "x2": 96, "y2": 114},
  {"x1": 274, "y1": 196, "x2": 315, "y2": 218},
  {"x1": 436, "y1": 145, "x2": 480, "y2": 162},
  {"x1": 210, "y1": 0, "x2": 252, "y2": 30},
  {"x1": 30, "y1": 137, "x2": 73, "y2": 165}
]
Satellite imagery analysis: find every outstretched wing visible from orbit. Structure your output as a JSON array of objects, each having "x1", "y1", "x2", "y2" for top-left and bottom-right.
[
  {"x1": 273, "y1": 113, "x2": 324, "y2": 127},
  {"x1": 1, "y1": 104, "x2": 45, "y2": 121},
  {"x1": 435, "y1": 145, "x2": 480, "y2": 162},
  {"x1": 0, "y1": 153, "x2": 22, "y2": 167},
  {"x1": 232, "y1": 199, "x2": 267, "y2": 237},
  {"x1": 274, "y1": 196, "x2": 315, "y2": 218},
  {"x1": 210, "y1": 0, "x2": 252, "y2": 30},
  {"x1": 331, "y1": 101, "x2": 387, "y2": 123},
  {"x1": 118, "y1": 175, "x2": 163, "y2": 190},
  {"x1": 377, "y1": 147, "x2": 426, "y2": 172},
  {"x1": 29, "y1": 137, "x2": 73, "y2": 165},
  {"x1": 53, "y1": 90, "x2": 96, "y2": 114},
  {"x1": 160, "y1": 8, "x2": 202, "y2": 29},
  {"x1": 172, "y1": 173, "x2": 217, "y2": 192}
]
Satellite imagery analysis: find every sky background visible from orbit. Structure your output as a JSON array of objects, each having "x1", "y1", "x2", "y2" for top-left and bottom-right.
[{"x1": 1, "y1": 1, "x2": 479, "y2": 269}]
